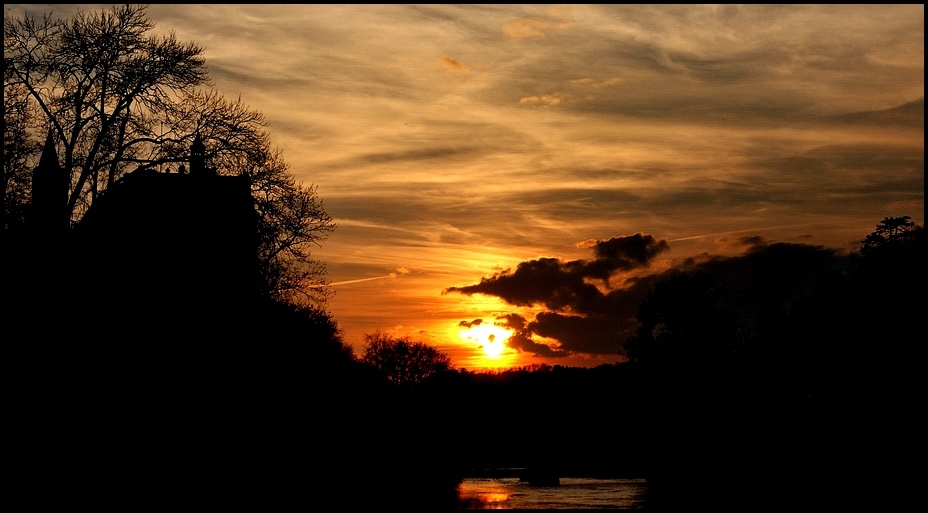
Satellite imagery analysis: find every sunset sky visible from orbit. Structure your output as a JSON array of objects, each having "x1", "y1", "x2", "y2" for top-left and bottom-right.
[{"x1": 8, "y1": 4, "x2": 924, "y2": 370}]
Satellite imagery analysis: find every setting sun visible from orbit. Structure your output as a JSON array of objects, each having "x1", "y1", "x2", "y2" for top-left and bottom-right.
[{"x1": 458, "y1": 323, "x2": 513, "y2": 358}]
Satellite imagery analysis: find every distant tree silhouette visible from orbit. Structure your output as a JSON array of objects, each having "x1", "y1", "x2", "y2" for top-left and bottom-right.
[
  {"x1": 3, "y1": 4, "x2": 334, "y2": 304},
  {"x1": 727, "y1": 214, "x2": 926, "y2": 513},
  {"x1": 828, "y1": 215, "x2": 925, "y2": 366},
  {"x1": 857, "y1": 215, "x2": 925, "y2": 275},
  {"x1": 360, "y1": 332, "x2": 453, "y2": 387},
  {"x1": 623, "y1": 272, "x2": 742, "y2": 364},
  {"x1": 861, "y1": 215, "x2": 917, "y2": 253},
  {"x1": 255, "y1": 299, "x2": 353, "y2": 358}
]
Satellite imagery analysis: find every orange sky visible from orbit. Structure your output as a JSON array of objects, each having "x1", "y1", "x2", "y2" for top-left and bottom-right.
[{"x1": 8, "y1": 4, "x2": 924, "y2": 370}]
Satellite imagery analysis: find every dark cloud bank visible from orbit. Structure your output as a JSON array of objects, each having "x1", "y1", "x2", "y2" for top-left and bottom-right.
[{"x1": 445, "y1": 233, "x2": 851, "y2": 360}]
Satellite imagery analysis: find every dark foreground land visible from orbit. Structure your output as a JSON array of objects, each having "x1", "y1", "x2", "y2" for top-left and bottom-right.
[
  {"x1": 16, "y1": 325, "x2": 920, "y2": 512},
  {"x1": 12, "y1": 293, "x2": 921, "y2": 513},
  {"x1": 12, "y1": 220, "x2": 924, "y2": 512}
]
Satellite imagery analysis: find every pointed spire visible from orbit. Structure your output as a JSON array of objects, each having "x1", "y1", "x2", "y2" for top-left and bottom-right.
[
  {"x1": 31, "y1": 127, "x2": 69, "y2": 235},
  {"x1": 38, "y1": 128, "x2": 59, "y2": 169},
  {"x1": 190, "y1": 131, "x2": 205, "y2": 175}
]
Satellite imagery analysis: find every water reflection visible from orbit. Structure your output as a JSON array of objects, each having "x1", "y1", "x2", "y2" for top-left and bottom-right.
[{"x1": 457, "y1": 477, "x2": 649, "y2": 510}]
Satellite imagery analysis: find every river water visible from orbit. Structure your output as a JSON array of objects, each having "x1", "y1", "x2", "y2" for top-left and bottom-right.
[{"x1": 456, "y1": 477, "x2": 649, "y2": 510}]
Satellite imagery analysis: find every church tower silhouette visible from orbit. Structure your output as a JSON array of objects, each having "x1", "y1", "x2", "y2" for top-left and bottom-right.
[
  {"x1": 30, "y1": 129, "x2": 69, "y2": 237},
  {"x1": 189, "y1": 131, "x2": 210, "y2": 175}
]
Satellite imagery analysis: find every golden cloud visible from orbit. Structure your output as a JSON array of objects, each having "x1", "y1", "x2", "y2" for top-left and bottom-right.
[
  {"x1": 570, "y1": 77, "x2": 623, "y2": 89},
  {"x1": 437, "y1": 55, "x2": 470, "y2": 73},
  {"x1": 504, "y1": 18, "x2": 551, "y2": 39},
  {"x1": 519, "y1": 93, "x2": 568, "y2": 107}
]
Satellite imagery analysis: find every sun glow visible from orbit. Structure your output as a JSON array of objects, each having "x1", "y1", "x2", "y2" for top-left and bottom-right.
[{"x1": 458, "y1": 324, "x2": 513, "y2": 358}]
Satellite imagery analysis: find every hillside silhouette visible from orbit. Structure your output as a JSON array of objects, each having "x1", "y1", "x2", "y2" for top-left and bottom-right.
[{"x1": 7, "y1": 134, "x2": 394, "y2": 508}]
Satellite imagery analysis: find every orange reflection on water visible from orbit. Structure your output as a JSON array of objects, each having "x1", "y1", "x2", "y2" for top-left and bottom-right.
[
  {"x1": 457, "y1": 480, "x2": 512, "y2": 509},
  {"x1": 482, "y1": 491, "x2": 510, "y2": 505}
]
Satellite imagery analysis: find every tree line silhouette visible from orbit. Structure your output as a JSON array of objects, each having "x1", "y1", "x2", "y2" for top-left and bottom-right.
[
  {"x1": 144, "y1": 214, "x2": 916, "y2": 512},
  {"x1": 344, "y1": 216, "x2": 924, "y2": 511},
  {"x1": 15, "y1": 214, "x2": 921, "y2": 510}
]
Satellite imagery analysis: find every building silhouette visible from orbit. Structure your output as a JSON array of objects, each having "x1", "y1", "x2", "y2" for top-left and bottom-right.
[
  {"x1": 30, "y1": 129, "x2": 70, "y2": 238},
  {"x1": 16, "y1": 131, "x2": 354, "y2": 510},
  {"x1": 26, "y1": 131, "x2": 258, "y2": 339}
]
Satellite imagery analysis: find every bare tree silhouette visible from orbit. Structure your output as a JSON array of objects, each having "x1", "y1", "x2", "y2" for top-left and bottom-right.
[
  {"x1": 4, "y1": 4, "x2": 334, "y2": 304},
  {"x1": 360, "y1": 331, "x2": 454, "y2": 387}
]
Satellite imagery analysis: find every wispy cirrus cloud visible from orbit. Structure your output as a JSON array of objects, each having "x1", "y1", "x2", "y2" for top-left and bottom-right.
[{"x1": 5, "y1": 4, "x2": 920, "y2": 365}]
